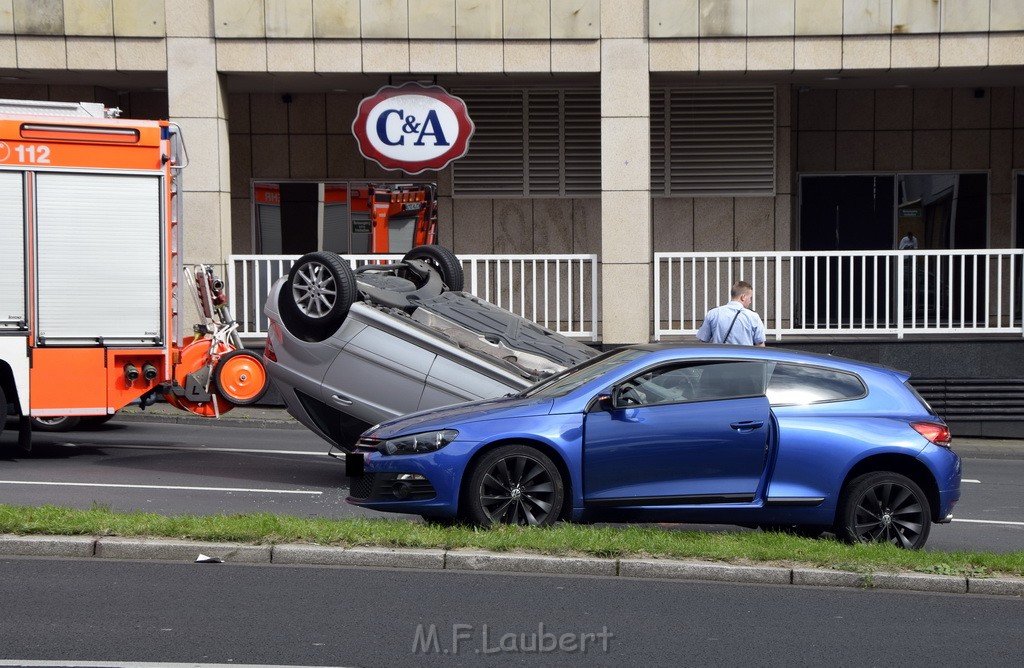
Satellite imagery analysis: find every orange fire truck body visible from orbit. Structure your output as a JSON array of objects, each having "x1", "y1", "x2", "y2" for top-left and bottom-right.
[{"x1": 0, "y1": 100, "x2": 263, "y2": 446}]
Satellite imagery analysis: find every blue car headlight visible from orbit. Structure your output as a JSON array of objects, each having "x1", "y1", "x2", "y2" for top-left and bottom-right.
[{"x1": 378, "y1": 429, "x2": 459, "y2": 456}]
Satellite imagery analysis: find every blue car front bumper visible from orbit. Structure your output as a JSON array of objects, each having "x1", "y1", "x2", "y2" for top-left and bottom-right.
[{"x1": 346, "y1": 444, "x2": 476, "y2": 517}]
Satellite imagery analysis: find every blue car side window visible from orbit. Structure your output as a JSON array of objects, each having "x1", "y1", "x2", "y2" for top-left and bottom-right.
[
  {"x1": 692, "y1": 361, "x2": 767, "y2": 401},
  {"x1": 618, "y1": 361, "x2": 767, "y2": 407},
  {"x1": 765, "y1": 363, "x2": 866, "y2": 406}
]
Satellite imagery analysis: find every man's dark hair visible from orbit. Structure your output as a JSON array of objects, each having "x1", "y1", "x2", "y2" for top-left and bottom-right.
[{"x1": 731, "y1": 280, "x2": 753, "y2": 299}]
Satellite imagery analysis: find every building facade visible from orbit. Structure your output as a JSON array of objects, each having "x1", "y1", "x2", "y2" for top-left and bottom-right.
[{"x1": 2, "y1": 1, "x2": 1023, "y2": 408}]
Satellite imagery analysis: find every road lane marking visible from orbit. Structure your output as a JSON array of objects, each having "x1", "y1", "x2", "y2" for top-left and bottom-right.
[
  {"x1": 0, "y1": 480, "x2": 323, "y2": 495},
  {"x1": 963, "y1": 479, "x2": 981, "y2": 483},
  {"x1": 53, "y1": 443, "x2": 328, "y2": 457},
  {"x1": 0, "y1": 659, "x2": 352, "y2": 663},
  {"x1": 954, "y1": 518, "x2": 1024, "y2": 527}
]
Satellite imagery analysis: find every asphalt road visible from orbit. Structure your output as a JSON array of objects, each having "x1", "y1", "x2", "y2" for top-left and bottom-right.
[
  {"x1": 0, "y1": 419, "x2": 377, "y2": 519},
  {"x1": 1, "y1": 417, "x2": 1023, "y2": 553},
  {"x1": 1, "y1": 557, "x2": 1023, "y2": 667}
]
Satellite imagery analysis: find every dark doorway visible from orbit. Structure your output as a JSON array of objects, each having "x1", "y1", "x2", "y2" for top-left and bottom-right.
[
  {"x1": 278, "y1": 183, "x2": 320, "y2": 254},
  {"x1": 1016, "y1": 173, "x2": 1024, "y2": 249},
  {"x1": 799, "y1": 176, "x2": 895, "y2": 326},
  {"x1": 800, "y1": 175, "x2": 895, "y2": 251}
]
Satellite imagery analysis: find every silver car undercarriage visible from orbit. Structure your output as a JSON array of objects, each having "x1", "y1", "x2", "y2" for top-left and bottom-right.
[{"x1": 263, "y1": 246, "x2": 598, "y2": 449}]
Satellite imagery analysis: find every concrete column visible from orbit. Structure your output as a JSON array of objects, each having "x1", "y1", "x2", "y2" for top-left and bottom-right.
[
  {"x1": 599, "y1": 0, "x2": 650, "y2": 345},
  {"x1": 164, "y1": 1, "x2": 231, "y2": 269}
]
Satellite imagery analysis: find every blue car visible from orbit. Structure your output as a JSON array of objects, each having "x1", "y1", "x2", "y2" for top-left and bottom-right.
[{"x1": 347, "y1": 344, "x2": 961, "y2": 549}]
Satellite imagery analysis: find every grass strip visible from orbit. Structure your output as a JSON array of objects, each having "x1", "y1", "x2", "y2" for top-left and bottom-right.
[{"x1": 1, "y1": 504, "x2": 1022, "y2": 578}]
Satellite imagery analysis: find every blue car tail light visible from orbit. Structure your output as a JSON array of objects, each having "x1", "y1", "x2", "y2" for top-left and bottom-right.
[{"x1": 911, "y1": 422, "x2": 951, "y2": 448}]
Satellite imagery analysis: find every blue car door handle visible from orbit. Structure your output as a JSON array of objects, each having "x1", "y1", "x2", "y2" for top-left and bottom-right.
[{"x1": 730, "y1": 420, "x2": 764, "y2": 432}]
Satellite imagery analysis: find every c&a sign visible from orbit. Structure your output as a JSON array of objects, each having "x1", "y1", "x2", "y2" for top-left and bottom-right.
[{"x1": 352, "y1": 83, "x2": 475, "y2": 174}]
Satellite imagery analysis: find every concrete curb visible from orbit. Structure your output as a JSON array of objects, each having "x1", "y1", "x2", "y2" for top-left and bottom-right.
[{"x1": 3, "y1": 535, "x2": 1021, "y2": 597}]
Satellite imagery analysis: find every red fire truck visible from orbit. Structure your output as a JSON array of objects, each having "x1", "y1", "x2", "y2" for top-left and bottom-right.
[{"x1": 0, "y1": 99, "x2": 267, "y2": 449}]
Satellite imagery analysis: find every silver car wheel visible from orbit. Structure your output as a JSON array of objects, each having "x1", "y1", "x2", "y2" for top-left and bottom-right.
[{"x1": 291, "y1": 261, "x2": 338, "y2": 319}]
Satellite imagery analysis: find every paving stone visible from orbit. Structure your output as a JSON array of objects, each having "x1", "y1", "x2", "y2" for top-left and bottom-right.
[
  {"x1": 618, "y1": 559, "x2": 791, "y2": 584},
  {"x1": 869, "y1": 572, "x2": 968, "y2": 594},
  {"x1": 273, "y1": 544, "x2": 444, "y2": 569},
  {"x1": 445, "y1": 550, "x2": 617, "y2": 576},
  {"x1": 95, "y1": 537, "x2": 271, "y2": 563},
  {"x1": 793, "y1": 568, "x2": 873, "y2": 588},
  {"x1": 967, "y1": 577, "x2": 1024, "y2": 596},
  {"x1": 0, "y1": 534, "x2": 95, "y2": 557}
]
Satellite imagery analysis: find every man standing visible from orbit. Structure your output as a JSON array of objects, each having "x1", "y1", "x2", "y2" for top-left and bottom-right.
[
  {"x1": 696, "y1": 280, "x2": 766, "y2": 346},
  {"x1": 899, "y1": 231, "x2": 919, "y2": 249}
]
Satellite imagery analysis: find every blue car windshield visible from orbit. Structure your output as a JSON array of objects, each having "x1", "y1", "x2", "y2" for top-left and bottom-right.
[{"x1": 522, "y1": 348, "x2": 647, "y2": 399}]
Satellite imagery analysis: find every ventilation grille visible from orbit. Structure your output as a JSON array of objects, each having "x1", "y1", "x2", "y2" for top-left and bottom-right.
[
  {"x1": 652, "y1": 86, "x2": 776, "y2": 197},
  {"x1": 453, "y1": 88, "x2": 600, "y2": 197},
  {"x1": 913, "y1": 378, "x2": 1024, "y2": 421}
]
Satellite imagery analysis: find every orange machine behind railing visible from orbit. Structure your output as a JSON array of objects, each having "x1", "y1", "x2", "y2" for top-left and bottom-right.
[{"x1": 253, "y1": 182, "x2": 437, "y2": 255}]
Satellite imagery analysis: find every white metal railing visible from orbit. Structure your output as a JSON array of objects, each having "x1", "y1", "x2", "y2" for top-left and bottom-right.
[
  {"x1": 655, "y1": 249, "x2": 1024, "y2": 341},
  {"x1": 229, "y1": 253, "x2": 600, "y2": 343}
]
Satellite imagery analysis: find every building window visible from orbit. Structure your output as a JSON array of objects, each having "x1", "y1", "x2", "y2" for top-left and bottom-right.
[
  {"x1": 797, "y1": 172, "x2": 991, "y2": 328},
  {"x1": 1016, "y1": 171, "x2": 1023, "y2": 248},
  {"x1": 452, "y1": 88, "x2": 600, "y2": 197},
  {"x1": 252, "y1": 181, "x2": 437, "y2": 255},
  {"x1": 651, "y1": 86, "x2": 776, "y2": 197},
  {"x1": 799, "y1": 172, "x2": 989, "y2": 251}
]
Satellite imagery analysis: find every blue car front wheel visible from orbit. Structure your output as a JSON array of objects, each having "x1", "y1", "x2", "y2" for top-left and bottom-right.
[{"x1": 465, "y1": 445, "x2": 565, "y2": 527}]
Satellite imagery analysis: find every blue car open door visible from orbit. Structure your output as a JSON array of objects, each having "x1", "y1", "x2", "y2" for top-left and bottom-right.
[{"x1": 582, "y1": 360, "x2": 771, "y2": 507}]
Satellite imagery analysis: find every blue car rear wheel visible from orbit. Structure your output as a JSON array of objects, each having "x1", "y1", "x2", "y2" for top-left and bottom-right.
[
  {"x1": 837, "y1": 471, "x2": 931, "y2": 549},
  {"x1": 466, "y1": 445, "x2": 564, "y2": 527}
]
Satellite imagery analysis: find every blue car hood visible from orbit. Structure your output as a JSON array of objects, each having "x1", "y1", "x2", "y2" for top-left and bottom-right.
[{"x1": 369, "y1": 395, "x2": 554, "y2": 439}]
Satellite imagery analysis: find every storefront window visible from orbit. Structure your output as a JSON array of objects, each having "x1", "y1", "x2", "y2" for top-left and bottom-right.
[
  {"x1": 253, "y1": 181, "x2": 436, "y2": 255},
  {"x1": 799, "y1": 172, "x2": 989, "y2": 251},
  {"x1": 1016, "y1": 172, "x2": 1023, "y2": 248},
  {"x1": 797, "y1": 172, "x2": 990, "y2": 327}
]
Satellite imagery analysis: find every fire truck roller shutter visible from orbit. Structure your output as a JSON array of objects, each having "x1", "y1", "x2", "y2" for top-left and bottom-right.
[
  {"x1": 0, "y1": 171, "x2": 26, "y2": 330},
  {"x1": 34, "y1": 173, "x2": 163, "y2": 344}
]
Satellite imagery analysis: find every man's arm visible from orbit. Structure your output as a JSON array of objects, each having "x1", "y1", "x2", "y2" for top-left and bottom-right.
[
  {"x1": 695, "y1": 311, "x2": 714, "y2": 342},
  {"x1": 751, "y1": 312, "x2": 767, "y2": 347}
]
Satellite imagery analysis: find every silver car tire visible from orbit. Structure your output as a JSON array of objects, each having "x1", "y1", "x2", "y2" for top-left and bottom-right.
[
  {"x1": 402, "y1": 245, "x2": 464, "y2": 291},
  {"x1": 280, "y1": 252, "x2": 357, "y2": 342}
]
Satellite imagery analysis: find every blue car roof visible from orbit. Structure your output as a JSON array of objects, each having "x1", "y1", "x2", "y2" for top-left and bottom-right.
[{"x1": 618, "y1": 343, "x2": 910, "y2": 381}]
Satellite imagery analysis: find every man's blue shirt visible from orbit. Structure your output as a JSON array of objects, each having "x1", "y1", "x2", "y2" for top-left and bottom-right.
[{"x1": 696, "y1": 300, "x2": 766, "y2": 345}]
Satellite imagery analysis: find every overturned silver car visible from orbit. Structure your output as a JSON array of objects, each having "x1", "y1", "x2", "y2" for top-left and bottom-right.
[{"x1": 263, "y1": 246, "x2": 598, "y2": 449}]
